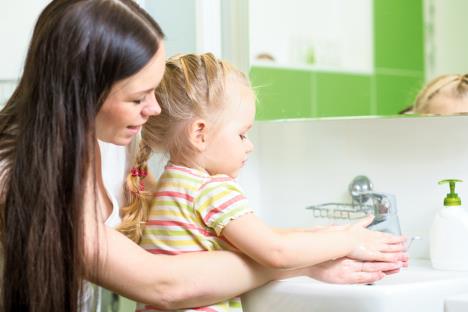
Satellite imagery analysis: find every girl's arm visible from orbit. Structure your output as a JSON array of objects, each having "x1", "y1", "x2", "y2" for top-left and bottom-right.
[
  {"x1": 221, "y1": 214, "x2": 406, "y2": 270},
  {"x1": 274, "y1": 225, "x2": 337, "y2": 233}
]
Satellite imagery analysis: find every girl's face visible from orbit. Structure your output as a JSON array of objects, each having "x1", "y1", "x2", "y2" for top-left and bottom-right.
[
  {"x1": 202, "y1": 82, "x2": 256, "y2": 178},
  {"x1": 96, "y1": 42, "x2": 166, "y2": 145},
  {"x1": 425, "y1": 93, "x2": 468, "y2": 115}
]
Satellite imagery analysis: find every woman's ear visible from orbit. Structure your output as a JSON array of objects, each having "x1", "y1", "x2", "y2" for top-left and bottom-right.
[{"x1": 188, "y1": 119, "x2": 208, "y2": 151}]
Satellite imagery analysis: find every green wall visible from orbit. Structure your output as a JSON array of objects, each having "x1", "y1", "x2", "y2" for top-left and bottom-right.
[{"x1": 250, "y1": 0, "x2": 425, "y2": 120}]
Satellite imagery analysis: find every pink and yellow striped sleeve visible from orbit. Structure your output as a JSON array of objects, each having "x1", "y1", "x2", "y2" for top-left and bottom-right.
[{"x1": 194, "y1": 175, "x2": 253, "y2": 236}]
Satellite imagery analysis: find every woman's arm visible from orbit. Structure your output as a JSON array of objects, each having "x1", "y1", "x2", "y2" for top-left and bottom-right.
[
  {"x1": 222, "y1": 214, "x2": 406, "y2": 269},
  {"x1": 306, "y1": 258, "x2": 404, "y2": 284},
  {"x1": 84, "y1": 217, "x2": 277, "y2": 310},
  {"x1": 89, "y1": 143, "x2": 290, "y2": 309},
  {"x1": 84, "y1": 163, "x2": 280, "y2": 310},
  {"x1": 85, "y1": 227, "x2": 403, "y2": 309},
  {"x1": 84, "y1": 212, "x2": 402, "y2": 309}
]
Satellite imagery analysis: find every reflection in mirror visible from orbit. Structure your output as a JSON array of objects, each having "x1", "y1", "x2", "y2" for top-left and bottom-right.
[
  {"x1": 250, "y1": 0, "x2": 373, "y2": 72},
  {"x1": 401, "y1": 74, "x2": 468, "y2": 116},
  {"x1": 248, "y1": 0, "x2": 468, "y2": 119}
]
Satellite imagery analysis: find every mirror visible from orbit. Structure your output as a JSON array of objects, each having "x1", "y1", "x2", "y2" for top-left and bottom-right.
[{"x1": 248, "y1": 0, "x2": 468, "y2": 119}]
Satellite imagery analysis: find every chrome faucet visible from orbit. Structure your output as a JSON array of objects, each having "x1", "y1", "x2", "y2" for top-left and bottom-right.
[
  {"x1": 307, "y1": 175, "x2": 402, "y2": 235},
  {"x1": 349, "y1": 176, "x2": 401, "y2": 235}
]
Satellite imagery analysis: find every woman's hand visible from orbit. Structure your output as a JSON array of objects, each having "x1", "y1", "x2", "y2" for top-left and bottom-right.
[
  {"x1": 307, "y1": 257, "x2": 405, "y2": 284},
  {"x1": 345, "y1": 215, "x2": 407, "y2": 263}
]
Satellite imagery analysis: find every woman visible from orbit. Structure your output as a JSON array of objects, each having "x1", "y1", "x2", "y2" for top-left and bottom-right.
[{"x1": 0, "y1": 1, "x2": 406, "y2": 311}]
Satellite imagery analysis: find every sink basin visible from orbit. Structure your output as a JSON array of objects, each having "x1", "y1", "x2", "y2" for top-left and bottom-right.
[{"x1": 242, "y1": 260, "x2": 468, "y2": 312}]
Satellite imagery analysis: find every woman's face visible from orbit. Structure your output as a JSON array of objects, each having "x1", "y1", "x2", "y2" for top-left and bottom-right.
[{"x1": 96, "y1": 42, "x2": 166, "y2": 145}]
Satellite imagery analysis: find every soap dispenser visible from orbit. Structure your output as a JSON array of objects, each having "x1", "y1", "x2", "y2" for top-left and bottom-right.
[{"x1": 430, "y1": 179, "x2": 468, "y2": 271}]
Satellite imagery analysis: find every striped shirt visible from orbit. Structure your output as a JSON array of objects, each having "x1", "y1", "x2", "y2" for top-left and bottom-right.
[{"x1": 136, "y1": 164, "x2": 253, "y2": 312}]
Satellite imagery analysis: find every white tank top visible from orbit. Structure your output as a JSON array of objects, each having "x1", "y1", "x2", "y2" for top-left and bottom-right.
[{"x1": 81, "y1": 139, "x2": 137, "y2": 311}]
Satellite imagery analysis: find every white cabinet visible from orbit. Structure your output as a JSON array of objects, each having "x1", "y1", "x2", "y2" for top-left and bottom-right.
[{"x1": 249, "y1": 0, "x2": 373, "y2": 73}]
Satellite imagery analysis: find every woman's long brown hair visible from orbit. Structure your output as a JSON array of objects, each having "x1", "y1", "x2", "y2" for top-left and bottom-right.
[{"x1": 0, "y1": 1, "x2": 163, "y2": 311}]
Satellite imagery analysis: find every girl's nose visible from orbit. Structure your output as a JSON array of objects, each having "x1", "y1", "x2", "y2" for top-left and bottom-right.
[
  {"x1": 246, "y1": 138, "x2": 254, "y2": 153},
  {"x1": 142, "y1": 93, "x2": 161, "y2": 117}
]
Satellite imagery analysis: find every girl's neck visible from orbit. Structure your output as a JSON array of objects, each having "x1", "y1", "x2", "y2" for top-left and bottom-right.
[{"x1": 169, "y1": 156, "x2": 209, "y2": 175}]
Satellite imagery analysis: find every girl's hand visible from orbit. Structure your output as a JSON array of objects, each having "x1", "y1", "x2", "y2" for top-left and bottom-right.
[{"x1": 345, "y1": 215, "x2": 408, "y2": 263}]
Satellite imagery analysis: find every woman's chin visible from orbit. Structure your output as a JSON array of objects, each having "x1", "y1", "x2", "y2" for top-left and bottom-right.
[{"x1": 97, "y1": 134, "x2": 134, "y2": 146}]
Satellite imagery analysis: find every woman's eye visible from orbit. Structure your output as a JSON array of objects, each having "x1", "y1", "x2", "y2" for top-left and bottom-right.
[
  {"x1": 132, "y1": 96, "x2": 146, "y2": 104},
  {"x1": 239, "y1": 134, "x2": 247, "y2": 140}
]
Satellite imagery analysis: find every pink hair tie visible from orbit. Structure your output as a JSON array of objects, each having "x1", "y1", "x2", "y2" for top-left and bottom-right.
[
  {"x1": 139, "y1": 169, "x2": 148, "y2": 178},
  {"x1": 130, "y1": 167, "x2": 139, "y2": 177},
  {"x1": 130, "y1": 167, "x2": 148, "y2": 178}
]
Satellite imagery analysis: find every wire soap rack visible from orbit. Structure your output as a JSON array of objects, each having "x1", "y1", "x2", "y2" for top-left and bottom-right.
[
  {"x1": 306, "y1": 202, "x2": 376, "y2": 220},
  {"x1": 305, "y1": 176, "x2": 401, "y2": 235}
]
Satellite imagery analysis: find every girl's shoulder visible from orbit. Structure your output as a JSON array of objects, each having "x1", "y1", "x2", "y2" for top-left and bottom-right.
[
  {"x1": 159, "y1": 164, "x2": 211, "y2": 197},
  {"x1": 198, "y1": 174, "x2": 244, "y2": 197},
  {"x1": 161, "y1": 165, "x2": 243, "y2": 196}
]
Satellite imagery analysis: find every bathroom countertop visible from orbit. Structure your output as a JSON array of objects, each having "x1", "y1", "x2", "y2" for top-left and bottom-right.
[{"x1": 445, "y1": 293, "x2": 468, "y2": 312}]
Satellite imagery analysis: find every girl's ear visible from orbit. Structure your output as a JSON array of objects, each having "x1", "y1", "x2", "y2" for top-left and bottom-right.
[{"x1": 188, "y1": 119, "x2": 208, "y2": 151}]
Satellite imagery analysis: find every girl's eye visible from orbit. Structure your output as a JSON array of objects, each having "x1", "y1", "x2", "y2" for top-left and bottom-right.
[{"x1": 239, "y1": 134, "x2": 247, "y2": 140}]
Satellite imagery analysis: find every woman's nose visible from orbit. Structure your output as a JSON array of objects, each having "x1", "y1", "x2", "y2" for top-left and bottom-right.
[{"x1": 142, "y1": 93, "x2": 161, "y2": 117}]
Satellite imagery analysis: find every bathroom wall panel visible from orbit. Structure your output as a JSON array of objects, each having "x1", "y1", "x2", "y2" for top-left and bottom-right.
[{"x1": 238, "y1": 116, "x2": 468, "y2": 260}]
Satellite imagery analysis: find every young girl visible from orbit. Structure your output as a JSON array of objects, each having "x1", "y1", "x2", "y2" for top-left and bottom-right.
[{"x1": 119, "y1": 53, "x2": 406, "y2": 311}]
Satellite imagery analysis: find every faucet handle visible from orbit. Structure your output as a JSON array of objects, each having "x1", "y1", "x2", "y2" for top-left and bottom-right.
[{"x1": 349, "y1": 175, "x2": 373, "y2": 204}]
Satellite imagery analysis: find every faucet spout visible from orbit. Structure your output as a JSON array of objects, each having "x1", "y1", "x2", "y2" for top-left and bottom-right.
[{"x1": 365, "y1": 192, "x2": 401, "y2": 235}]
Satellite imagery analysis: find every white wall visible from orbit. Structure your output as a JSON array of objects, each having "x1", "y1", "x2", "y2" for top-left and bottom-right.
[
  {"x1": 0, "y1": 1, "x2": 50, "y2": 80},
  {"x1": 0, "y1": 82, "x2": 17, "y2": 107},
  {"x1": 0, "y1": 1, "x2": 50, "y2": 105},
  {"x1": 220, "y1": 0, "x2": 249, "y2": 72},
  {"x1": 0, "y1": 0, "x2": 224, "y2": 105},
  {"x1": 238, "y1": 116, "x2": 468, "y2": 260},
  {"x1": 144, "y1": 0, "x2": 221, "y2": 58},
  {"x1": 144, "y1": 0, "x2": 197, "y2": 57}
]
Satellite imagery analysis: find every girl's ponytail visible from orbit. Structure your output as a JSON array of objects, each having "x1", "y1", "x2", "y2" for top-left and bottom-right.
[{"x1": 118, "y1": 141, "x2": 153, "y2": 243}]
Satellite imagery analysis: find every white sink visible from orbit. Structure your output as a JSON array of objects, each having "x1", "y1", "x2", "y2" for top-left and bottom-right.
[
  {"x1": 242, "y1": 260, "x2": 468, "y2": 312},
  {"x1": 445, "y1": 293, "x2": 468, "y2": 312}
]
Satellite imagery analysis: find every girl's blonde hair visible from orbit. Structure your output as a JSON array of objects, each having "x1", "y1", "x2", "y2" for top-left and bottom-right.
[
  {"x1": 413, "y1": 74, "x2": 468, "y2": 114},
  {"x1": 118, "y1": 53, "x2": 252, "y2": 243}
]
